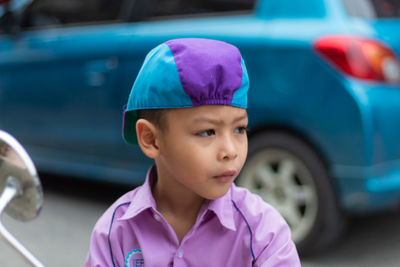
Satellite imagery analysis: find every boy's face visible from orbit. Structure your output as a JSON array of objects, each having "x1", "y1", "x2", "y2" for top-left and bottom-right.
[{"x1": 155, "y1": 105, "x2": 248, "y2": 200}]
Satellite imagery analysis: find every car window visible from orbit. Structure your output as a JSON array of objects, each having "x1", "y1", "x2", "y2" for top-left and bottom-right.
[
  {"x1": 20, "y1": 0, "x2": 124, "y2": 28},
  {"x1": 342, "y1": 0, "x2": 400, "y2": 18},
  {"x1": 0, "y1": 0, "x2": 31, "y2": 17},
  {"x1": 18, "y1": 0, "x2": 256, "y2": 28},
  {"x1": 149, "y1": 0, "x2": 256, "y2": 18}
]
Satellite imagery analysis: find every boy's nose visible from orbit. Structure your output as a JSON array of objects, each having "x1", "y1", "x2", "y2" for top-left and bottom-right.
[{"x1": 217, "y1": 136, "x2": 238, "y2": 161}]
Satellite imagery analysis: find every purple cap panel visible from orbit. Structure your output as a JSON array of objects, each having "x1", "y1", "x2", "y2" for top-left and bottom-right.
[{"x1": 166, "y1": 39, "x2": 243, "y2": 107}]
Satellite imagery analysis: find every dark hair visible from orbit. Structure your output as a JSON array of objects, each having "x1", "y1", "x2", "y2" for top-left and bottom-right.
[{"x1": 136, "y1": 109, "x2": 168, "y2": 131}]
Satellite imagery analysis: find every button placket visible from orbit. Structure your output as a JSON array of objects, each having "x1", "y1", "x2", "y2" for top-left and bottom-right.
[
  {"x1": 153, "y1": 213, "x2": 161, "y2": 222},
  {"x1": 177, "y1": 248, "x2": 184, "y2": 258}
]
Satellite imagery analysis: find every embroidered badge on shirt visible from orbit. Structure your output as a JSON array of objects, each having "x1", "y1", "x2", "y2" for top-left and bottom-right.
[{"x1": 125, "y1": 248, "x2": 144, "y2": 267}]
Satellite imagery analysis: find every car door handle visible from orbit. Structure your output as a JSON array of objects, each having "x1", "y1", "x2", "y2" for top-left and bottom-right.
[{"x1": 85, "y1": 57, "x2": 118, "y2": 87}]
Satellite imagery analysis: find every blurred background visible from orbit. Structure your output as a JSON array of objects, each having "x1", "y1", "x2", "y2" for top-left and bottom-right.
[{"x1": 1, "y1": 0, "x2": 400, "y2": 266}]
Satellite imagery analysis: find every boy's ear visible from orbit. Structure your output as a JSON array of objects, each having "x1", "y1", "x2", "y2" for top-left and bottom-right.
[{"x1": 136, "y1": 119, "x2": 160, "y2": 159}]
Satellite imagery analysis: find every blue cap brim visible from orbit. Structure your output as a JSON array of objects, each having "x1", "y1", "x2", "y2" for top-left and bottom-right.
[{"x1": 122, "y1": 110, "x2": 138, "y2": 145}]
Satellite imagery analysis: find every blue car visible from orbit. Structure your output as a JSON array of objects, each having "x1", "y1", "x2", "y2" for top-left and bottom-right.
[{"x1": 1, "y1": 0, "x2": 400, "y2": 254}]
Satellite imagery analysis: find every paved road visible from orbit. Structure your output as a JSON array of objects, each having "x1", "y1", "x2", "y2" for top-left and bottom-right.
[{"x1": 1, "y1": 174, "x2": 400, "y2": 267}]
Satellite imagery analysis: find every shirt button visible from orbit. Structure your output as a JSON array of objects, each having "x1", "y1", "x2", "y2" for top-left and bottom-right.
[
  {"x1": 177, "y1": 249, "x2": 184, "y2": 258},
  {"x1": 153, "y1": 213, "x2": 161, "y2": 222}
]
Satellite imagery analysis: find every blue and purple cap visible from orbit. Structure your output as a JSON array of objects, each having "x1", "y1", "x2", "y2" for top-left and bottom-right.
[{"x1": 123, "y1": 38, "x2": 249, "y2": 144}]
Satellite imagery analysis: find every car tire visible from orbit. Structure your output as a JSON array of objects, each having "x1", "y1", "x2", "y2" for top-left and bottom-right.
[{"x1": 237, "y1": 131, "x2": 346, "y2": 255}]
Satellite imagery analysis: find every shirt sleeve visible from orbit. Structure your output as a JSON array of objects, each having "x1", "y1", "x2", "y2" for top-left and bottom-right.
[
  {"x1": 254, "y1": 237, "x2": 301, "y2": 267},
  {"x1": 85, "y1": 201, "x2": 128, "y2": 267},
  {"x1": 253, "y1": 206, "x2": 301, "y2": 267},
  {"x1": 85, "y1": 218, "x2": 116, "y2": 267}
]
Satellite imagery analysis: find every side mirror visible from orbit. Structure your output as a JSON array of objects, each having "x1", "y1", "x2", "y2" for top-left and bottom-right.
[{"x1": 0, "y1": 130, "x2": 45, "y2": 267}]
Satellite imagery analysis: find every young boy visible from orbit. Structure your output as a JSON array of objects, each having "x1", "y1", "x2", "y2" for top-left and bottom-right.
[{"x1": 85, "y1": 38, "x2": 300, "y2": 266}]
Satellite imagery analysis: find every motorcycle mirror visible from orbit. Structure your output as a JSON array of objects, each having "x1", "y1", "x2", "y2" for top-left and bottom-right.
[
  {"x1": 0, "y1": 130, "x2": 43, "y2": 221},
  {"x1": 0, "y1": 130, "x2": 44, "y2": 267}
]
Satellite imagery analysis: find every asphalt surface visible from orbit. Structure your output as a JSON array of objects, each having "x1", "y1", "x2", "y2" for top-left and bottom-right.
[{"x1": 1, "y1": 174, "x2": 400, "y2": 267}]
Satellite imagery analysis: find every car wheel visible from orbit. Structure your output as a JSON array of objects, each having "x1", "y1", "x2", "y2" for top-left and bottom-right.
[{"x1": 237, "y1": 131, "x2": 345, "y2": 255}]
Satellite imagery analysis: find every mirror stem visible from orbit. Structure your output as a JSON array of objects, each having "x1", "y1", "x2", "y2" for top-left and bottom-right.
[{"x1": 0, "y1": 176, "x2": 45, "y2": 267}]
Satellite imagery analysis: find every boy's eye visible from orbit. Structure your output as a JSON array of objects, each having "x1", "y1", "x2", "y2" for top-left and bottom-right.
[
  {"x1": 197, "y1": 129, "x2": 215, "y2": 137},
  {"x1": 234, "y1": 126, "x2": 248, "y2": 134}
]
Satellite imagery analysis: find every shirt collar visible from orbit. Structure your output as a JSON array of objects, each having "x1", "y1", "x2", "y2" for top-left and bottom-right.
[
  {"x1": 206, "y1": 184, "x2": 236, "y2": 231},
  {"x1": 119, "y1": 165, "x2": 237, "y2": 232},
  {"x1": 118, "y1": 165, "x2": 158, "y2": 221}
]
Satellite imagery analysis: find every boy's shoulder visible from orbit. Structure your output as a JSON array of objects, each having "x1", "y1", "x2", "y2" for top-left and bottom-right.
[
  {"x1": 91, "y1": 187, "x2": 141, "y2": 232},
  {"x1": 93, "y1": 166, "x2": 158, "y2": 232},
  {"x1": 229, "y1": 185, "x2": 296, "y2": 262},
  {"x1": 230, "y1": 184, "x2": 288, "y2": 232}
]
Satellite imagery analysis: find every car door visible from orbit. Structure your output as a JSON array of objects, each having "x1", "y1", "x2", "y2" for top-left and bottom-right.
[{"x1": 0, "y1": 0, "x2": 143, "y2": 178}]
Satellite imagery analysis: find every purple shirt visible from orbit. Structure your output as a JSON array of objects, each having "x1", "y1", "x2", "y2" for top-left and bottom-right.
[{"x1": 85, "y1": 166, "x2": 301, "y2": 267}]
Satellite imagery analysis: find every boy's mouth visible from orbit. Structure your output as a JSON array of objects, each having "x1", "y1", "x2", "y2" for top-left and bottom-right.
[{"x1": 213, "y1": 170, "x2": 237, "y2": 182}]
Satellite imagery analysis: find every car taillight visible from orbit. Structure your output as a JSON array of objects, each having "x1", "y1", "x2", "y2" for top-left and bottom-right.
[{"x1": 314, "y1": 35, "x2": 400, "y2": 83}]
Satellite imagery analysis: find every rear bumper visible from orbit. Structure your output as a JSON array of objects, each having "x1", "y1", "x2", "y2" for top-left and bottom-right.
[
  {"x1": 331, "y1": 80, "x2": 400, "y2": 212},
  {"x1": 333, "y1": 160, "x2": 400, "y2": 212}
]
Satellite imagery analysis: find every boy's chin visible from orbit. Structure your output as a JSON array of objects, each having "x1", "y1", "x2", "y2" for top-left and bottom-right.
[{"x1": 203, "y1": 186, "x2": 232, "y2": 200}]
